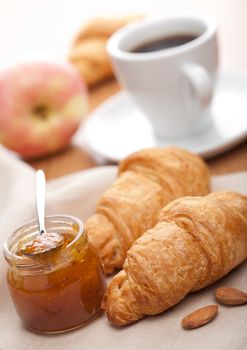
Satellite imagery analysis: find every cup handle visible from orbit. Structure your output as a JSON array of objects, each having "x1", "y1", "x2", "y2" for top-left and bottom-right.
[{"x1": 182, "y1": 63, "x2": 213, "y2": 107}]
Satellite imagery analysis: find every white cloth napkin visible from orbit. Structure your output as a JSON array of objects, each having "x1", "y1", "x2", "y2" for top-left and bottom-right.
[{"x1": 0, "y1": 149, "x2": 246, "y2": 350}]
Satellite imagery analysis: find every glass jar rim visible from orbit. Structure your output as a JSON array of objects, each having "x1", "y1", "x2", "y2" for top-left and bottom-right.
[{"x1": 3, "y1": 215, "x2": 85, "y2": 273}]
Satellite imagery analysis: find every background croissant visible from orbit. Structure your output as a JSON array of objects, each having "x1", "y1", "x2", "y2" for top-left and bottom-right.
[
  {"x1": 69, "y1": 16, "x2": 142, "y2": 86},
  {"x1": 105, "y1": 191, "x2": 247, "y2": 326},
  {"x1": 85, "y1": 147, "x2": 210, "y2": 274}
]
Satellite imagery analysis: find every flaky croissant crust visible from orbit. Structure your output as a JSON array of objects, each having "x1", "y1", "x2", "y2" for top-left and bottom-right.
[
  {"x1": 86, "y1": 147, "x2": 210, "y2": 274},
  {"x1": 105, "y1": 191, "x2": 247, "y2": 326}
]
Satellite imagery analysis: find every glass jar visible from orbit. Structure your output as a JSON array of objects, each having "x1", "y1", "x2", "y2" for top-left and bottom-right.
[{"x1": 3, "y1": 215, "x2": 106, "y2": 334}]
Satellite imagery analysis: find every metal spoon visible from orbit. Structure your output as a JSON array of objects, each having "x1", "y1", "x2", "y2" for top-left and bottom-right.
[{"x1": 20, "y1": 170, "x2": 64, "y2": 256}]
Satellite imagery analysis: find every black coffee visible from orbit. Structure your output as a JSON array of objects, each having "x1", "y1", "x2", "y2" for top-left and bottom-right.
[{"x1": 132, "y1": 34, "x2": 198, "y2": 53}]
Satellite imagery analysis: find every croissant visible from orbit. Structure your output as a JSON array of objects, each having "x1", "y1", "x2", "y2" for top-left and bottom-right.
[
  {"x1": 85, "y1": 147, "x2": 210, "y2": 274},
  {"x1": 69, "y1": 37, "x2": 112, "y2": 87},
  {"x1": 69, "y1": 16, "x2": 142, "y2": 86},
  {"x1": 105, "y1": 191, "x2": 247, "y2": 326},
  {"x1": 72, "y1": 16, "x2": 142, "y2": 42}
]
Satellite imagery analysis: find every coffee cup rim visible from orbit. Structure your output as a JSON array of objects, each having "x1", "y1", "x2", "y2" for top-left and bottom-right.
[{"x1": 107, "y1": 13, "x2": 217, "y2": 61}]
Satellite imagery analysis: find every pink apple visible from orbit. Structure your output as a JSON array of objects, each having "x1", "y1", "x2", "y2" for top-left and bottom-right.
[{"x1": 0, "y1": 61, "x2": 88, "y2": 158}]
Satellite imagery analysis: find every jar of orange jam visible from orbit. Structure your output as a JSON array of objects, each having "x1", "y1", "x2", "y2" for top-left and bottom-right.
[{"x1": 3, "y1": 215, "x2": 106, "y2": 333}]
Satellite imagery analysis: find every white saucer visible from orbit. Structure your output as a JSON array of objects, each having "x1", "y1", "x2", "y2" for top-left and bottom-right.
[{"x1": 75, "y1": 71, "x2": 247, "y2": 162}]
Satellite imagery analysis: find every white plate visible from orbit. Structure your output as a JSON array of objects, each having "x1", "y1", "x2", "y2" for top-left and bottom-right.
[{"x1": 75, "y1": 71, "x2": 247, "y2": 162}]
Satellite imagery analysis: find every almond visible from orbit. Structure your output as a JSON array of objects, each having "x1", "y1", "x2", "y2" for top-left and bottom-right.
[
  {"x1": 181, "y1": 305, "x2": 218, "y2": 330},
  {"x1": 215, "y1": 286, "x2": 247, "y2": 306}
]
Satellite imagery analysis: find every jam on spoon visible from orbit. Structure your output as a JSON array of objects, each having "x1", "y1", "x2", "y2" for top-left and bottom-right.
[
  {"x1": 20, "y1": 169, "x2": 64, "y2": 256},
  {"x1": 19, "y1": 231, "x2": 65, "y2": 255}
]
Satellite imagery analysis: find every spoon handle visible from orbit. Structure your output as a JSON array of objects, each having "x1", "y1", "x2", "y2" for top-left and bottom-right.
[{"x1": 36, "y1": 170, "x2": 46, "y2": 235}]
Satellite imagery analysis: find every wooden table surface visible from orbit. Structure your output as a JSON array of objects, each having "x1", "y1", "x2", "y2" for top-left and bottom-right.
[{"x1": 28, "y1": 79, "x2": 247, "y2": 180}]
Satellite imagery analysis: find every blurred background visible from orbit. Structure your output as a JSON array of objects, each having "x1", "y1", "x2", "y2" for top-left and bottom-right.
[
  {"x1": 0, "y1": 0, "x2": 246, "y2": 71},
  {"x1": 0, "y1": 0, "x2": 246, "y2": 179}
]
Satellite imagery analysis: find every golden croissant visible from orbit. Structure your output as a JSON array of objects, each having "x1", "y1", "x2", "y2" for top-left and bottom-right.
[
  {"x1": 69, "y1": 16, "x2": 142, "y2": 86},
  {"x1": 105, "y1": 191, "x2": 247, "y2": 326},
  {"x1": 85, "y1": 147, "x2": 210, "y2": 274}
]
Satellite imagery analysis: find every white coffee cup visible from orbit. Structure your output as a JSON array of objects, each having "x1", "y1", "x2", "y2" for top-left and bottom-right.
[{"x1": 107, "y1": 14, "x2": 218, "y2": 139}]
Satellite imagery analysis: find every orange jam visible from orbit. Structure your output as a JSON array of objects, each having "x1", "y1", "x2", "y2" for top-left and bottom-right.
[
  {"x1": 3, "y1": 215, "x2": 106, "y2": 333},
  {"x1": 19, "y1": 231, "x2": 65, "y2": 255}
]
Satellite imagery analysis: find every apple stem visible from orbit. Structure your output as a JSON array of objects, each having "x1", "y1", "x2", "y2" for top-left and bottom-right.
[{"x1": 33, "y1": 105, "x2": 49, "y2": 120}]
